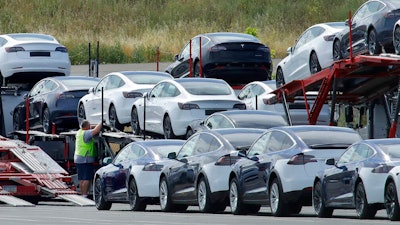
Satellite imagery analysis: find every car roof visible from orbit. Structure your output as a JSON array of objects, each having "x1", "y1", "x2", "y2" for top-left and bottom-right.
[{"x1": 133, "y1": 139, "x2": 186, "y2": 147}]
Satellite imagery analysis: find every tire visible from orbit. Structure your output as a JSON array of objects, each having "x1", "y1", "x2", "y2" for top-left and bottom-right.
[
  {"x1": 355, "y1": 182, "x2": 377, "y2": 219},
  {"x1": 128, "y1": 178, "x2": 146, "y2": 211},
  {"x1": 159, "y1": 177, "x2": 181, "y2": 212},
  {"x1": 42, "y1": 107, "x2": 51, "y2": 134},
  {"x1": 313, "y1": 180, "x2": 333, "y2": 218},
  {"x1": 13, "y1": 110, "x2": 25, "y2": 131},
  {"x1": 109, "y1": 105, "x2": 124, "y2": 131},
  {"x1": 193, "y1": 61, "x2": 201, "y2": 77},
  {"x1": 94, "y1": 178, "x2": 112, "y2": 210},
  {"x1": 78, "y1": 103, "x2": 86, "y2": 124},
  {"x1": 247, "y1": 204, "x2": 261, "y2": 214},
  {"x1": 333, "y1": 39, "x2": 342, "y2": 61},
  {"x1": 269, "y1": 178, "x2": 287, "y2": 217},
  {"x1": 289, "y1": 203, "x2": 302, "y2": 214},
  {"x1": 130, "y1": 107, "x2": 141, "y2": 135},
  {"x1": 309, "y1": 52, "x2": 321, "y2": 74},
  {"x1": 198, "y1": 177, "x2": 214, "y2": 213},
  {"x1": 368, "y1": 29, "x2": 381, "y2": 55},
  {"x1": 185, "y1": 128, "x2": 194, "y2": 140},
  {"x1": 394, "y1": 26, "x2": 400, "y2": 55},
  {"x1": 229, "y1": 178, "x2": 247, "y2": 215},
  {"x1": 385, "y1": 181, "x2": 400, "y2": 221},
  {"x1": 163, "y1": 115, "x2": 176, "y2": 139},
  {"x1": 275, "y1": 67, "x2": 285, "y2": 88}
]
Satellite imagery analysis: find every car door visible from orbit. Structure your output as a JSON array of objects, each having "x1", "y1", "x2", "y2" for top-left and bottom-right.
[
  {"x1": 323, "y1": 144, "x2": 370, "y2": 206},
  {"x1": 284, "y1": 29, "x2": 312, "y2": 81},
  {"x1": 103, "y1": 144, "x2": 144, "y2": 201},
  {"x1": 144, "y1": 82, "x2": 167, "y2": 133},
  {"x1": 29, "y1": 79, "x2": 55, "y2": 126}
]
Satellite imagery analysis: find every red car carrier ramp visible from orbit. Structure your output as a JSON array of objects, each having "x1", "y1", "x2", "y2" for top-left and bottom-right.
[
  {"x1": 0, "y1": 136, "x2": 94, "y2": 206},
  {"x1": 271, "y1": 54, "x2": 400, "y2": 130}
]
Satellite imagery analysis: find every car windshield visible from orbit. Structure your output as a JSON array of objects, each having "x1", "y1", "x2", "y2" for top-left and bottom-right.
[
  {"x1": 180, "y1": 81, "x2": 232, "y2": 95},
  {"x1": 152, "y1": 145, "x2": 182, "y2": 158},
  {"x1": 8, "y1": 33, "x2": 55, "y2": 41},
  {"x1": 60, "y1": 79, "x2": 99, "y2": 88},
  {"x1": 126, "y1": 74, "x2": 170, "y2": 84},
  {"x1": 295, "y1": 130, "x2": 361, "y2": 148}
]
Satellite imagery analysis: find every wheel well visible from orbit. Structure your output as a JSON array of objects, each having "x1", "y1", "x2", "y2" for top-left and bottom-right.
[
  {"x1": 196, "y1": 173, "x2": 205, "y2": 188},
  {"x1": 313, "y1": 177, "x2": 321, "y2": 187},
  {"x1": 268, "y1": 172, "x2": 278, "y2": 187},
  {"x1": 385, "y1": 177, "x2": 395, "y2": 192}
]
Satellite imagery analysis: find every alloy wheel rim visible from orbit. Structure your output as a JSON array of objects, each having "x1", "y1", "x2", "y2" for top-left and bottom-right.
[
  {"x1": 313, "y1": 183, "x2": 322, "y2": 213},
  {"x1": 270, "y1": 182, "x2": 279, "y2": 213},
  {"x1": 385, "y1": 183, "x2": 396, "y2": 217},
  {"x1": 369, "y1": 32, "x2": 376, "y2": 55},
  {"x1": 229, "y1": 182, "x2": 238, "y2": 212},
  {"x1": 355, "y1": 185, "x2": 365, "y2": 215},
  {"x1": 43, "y1": 110, "x2": 50, "y2": 133},
  {"x1": 395, "y1": 28, "x2": 400, "y2": 54},
  {"x1": 198, "y1": 181, "x2": 206, "y2": 210},
  {"x1": 159, "y1": 180, "x2": 168, "y2": 208}
]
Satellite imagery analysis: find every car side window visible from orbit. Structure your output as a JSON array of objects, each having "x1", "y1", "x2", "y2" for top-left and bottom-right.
[
  {"x1": 125, "y1": 145, "x2": 145, "y2": 161},
  {"x1": 237, "y1": 84, "x2": 252, "y2": 100},
  {"x1": 0, "y1": 37, "x2": 7, "y2": 47},
  {"x1": 95, "y1": 77, "x2": 108, "y2": 94},
  {"x1": 180, "y1": 42, "x2": 190, "y2": 60},
  {"x1": 195, "y1": 133, "x2": 221, "y2": 154},
  {"x1": 43, "y1": 80, "x2": 58, "y2": 93},
  {"x1": 106, "y1": 75, "x2": 123, "y2": 90},
  {"x1": 216, "y1": 116, "x2": 234, "y2": 129},
  {"x1": 149, "y1": 83, "x2": 165, "y2": 98},
  {"x1": 29, "y1": 80, "x2": 46, "y2": 97},
  {"x1": 351, "y1": 144, "x2": 373, "y2": 162},
  {"x1": 177, "y1": 134, "x2": 199, "y2": 159},
  {"x1": 267, "y1": 131, "x2": 289, "y2": 152},
  {"x1": 337, "y1": 146, "x2": 357, "y2": 166},
  {"x1": 252, "y1": 84, "x2": 266, "y2": 96},
  {"x1": 294, "y1": 29, "x2": 311, "y2": 51},
  {"x1": 248, "y1": 132, "x2": 270, "y2": 156},
  {"x1": 160, "y1": 83, "x2": 179, "y2": 97}
]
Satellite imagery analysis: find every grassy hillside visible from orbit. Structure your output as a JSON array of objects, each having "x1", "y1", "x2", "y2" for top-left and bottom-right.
[{"x1": 0, "y1": 0, "x2": 365, "y2": 65}]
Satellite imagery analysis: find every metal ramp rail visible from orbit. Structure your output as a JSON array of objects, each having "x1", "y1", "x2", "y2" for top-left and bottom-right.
[
  {"x1": 271, "y1": 54, "x2": 400, "y2": 136},
  {"x1": 0, "y1": 135, "x2": 94, "y2": 206}
]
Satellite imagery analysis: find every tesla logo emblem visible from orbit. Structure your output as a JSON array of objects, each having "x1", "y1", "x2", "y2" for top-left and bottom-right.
[{"x1": 241, "y1": 44, "x2": 244, "y2": 48}]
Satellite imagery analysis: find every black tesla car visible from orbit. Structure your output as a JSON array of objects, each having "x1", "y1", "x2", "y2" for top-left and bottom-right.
[
  {"x1": 165, "y1": 32, "x2": 272, "y2": 86},
  {"x1": 333, "y1": 0, "x2": 400, "y2": 60},
  {"x1": 12, "y1": 76, "x2": 99, "y2": 133}
]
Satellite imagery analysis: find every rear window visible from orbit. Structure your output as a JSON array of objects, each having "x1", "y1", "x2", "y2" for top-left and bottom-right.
[
  {"x1": 60, "y1": 79, "x2": 99, "y2": 88},
  {"x1": 180, "y1": 81, "x2": 232, "y2": 95},
  {"x1": 8, "y1": 34, "x2": 55, "y2": 41},
  {"x1": 221, "y1": 131, "x2": 263, "y2": 149},
  {"x1": 378, "y1": 143, "x2": 400, "y2": 160},
  {"x1": 127, "y1": 74, "x2": 171, "y2": 84},
  {"x1": 296, "y1": 130, "x2": 362, "y2": 148}
]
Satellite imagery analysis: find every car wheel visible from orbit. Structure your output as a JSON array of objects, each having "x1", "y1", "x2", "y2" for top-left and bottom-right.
[
  {"x1": 13, "y1": 110, "x2": 25, "y2": 131},
  {"x1": 394, "y1": 26, "x2": 400, "y2": 55},
  {"x1": 193, "y1": 61, "x2": 201, "y2": 77},
  {"x1": 198, "y1": 177, "x2": 214, "y2": 213},
  {"x1": 128, "y1": 178, "x2": 146, "y2": 211},
  {"x1": 130, "y1": 107, "x2": 141, "y2": 135},
  {"x1": 309, "y1": 52, "x2": 321, "y2": 74},
  {"x1": 229, "y1": 178, "x2": 247, "y2": 215},
  {"x1": 275, "y1": 67, "x2": 285, "y2": 88},
  {"x1": 269, "y1": 178, "x2": 287, "y2": 217},
  {"x1": 368, "y1": 29, "x2": 381, "y2": 55},
  {"x1": 42, "y1": 107, "x2": 51, "y2": 134},
  {"x1": 355, "y1": 182, "x2": 377, "y2": 219},
  {"x1": 313, "y1": 180, "x2": 333, "y2": 218},
  {"x1": 78, "y1": 103, "x2": 86, "y2": 123},
  {"x1": 185, "y1": 128, "x2": 194, "y2": 140},
  {"x1": 385, "y1": 181, "x2": 400, "y2": 221},
  {"x1": 109, "y1": 105, "x2": 124, "y2": 131},
  {"x1": 159, "y1": 177, "x2": 181, "y2": 212},
  {"x1": 163, "y1": 115, "x2": 176, "y2": 139},
  {"x1": 94, "y1": 178, "x2": 112, "y2": 210},
  {"x1": 333, "y1": 39, "x2": 342, "y2": 61}
]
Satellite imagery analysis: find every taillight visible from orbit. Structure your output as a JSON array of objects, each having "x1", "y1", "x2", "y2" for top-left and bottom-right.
[
  {"x1": 323, "y1": 34, "x2": 335, "y2": 41},
  {"x1": 123, "y1": 91, "x2": 142, "y2": 98},
  {"x1": 371, "y1": 164, "x2": 394, "y2": 173},
  {"x1": 55, "y1": 46, "x2": 68, "y2": 53},
  {"x1": 142, "y1": 163, "x2": 163, "y2": 171},
  {"x1": 215, "y1": 155, "x2": 241, "y2": 166},
  {"x1": 233, "y1": 103, "x2": 246, "y2": 110},
  {"x1": 257, "y1": 46, "x2": 270, "y2": 52},
  {"x1": 178, "y1": 103, "x2": 199, "y2": 110},
  {"x1": 287, "y1": 154, "x2": 317, "y2": 165},
  {"x1": 209, "y1": 45, "x2": 227, "y2": 52},
  {"x1": 5, "y1": 47, "x2": 25, "y2": 52}
]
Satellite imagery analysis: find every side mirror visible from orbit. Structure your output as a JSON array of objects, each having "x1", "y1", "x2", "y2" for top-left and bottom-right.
[
  {"x1": 345, "y1": 19, "x2": 350, "y2": 26},
  {"x1": 325, "y1": 158, "x2": 335, "y2": 165},
  {"x1": 286, "y1": 47, "x2": 292, "y2": 54},
  {"x1": 173, "y1": 54, "x2": 179, "y2": 61},
  {"x1": 102, "y1": 157, "x2": 112, "y2": 165},
  {"x1": 88, "y1": 87, "x2": 94, "y2": 93},
  {"x1": 167, "y1": 152, "x2": 177, "y2": 159}
]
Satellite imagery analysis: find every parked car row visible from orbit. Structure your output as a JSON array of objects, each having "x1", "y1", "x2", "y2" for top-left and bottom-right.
[{"x1": 92, "y1": 125, "x2": 400, "y2": 221}]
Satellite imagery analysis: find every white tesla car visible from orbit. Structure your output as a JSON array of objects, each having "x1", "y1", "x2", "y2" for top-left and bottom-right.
[
  {"x1": 130, "y1": 78, "x2": 246, "y2": 139},
  {"x1": 237, "y1": 80, "x2": 330, "y2": 125},
  {"x1": 0, "y1": 33, "x2": 71, "y2": 84},
  {"x1": 77, "y1": 71, "x2": 173, "y2": 130},
  {"x1": 275, "y1": 22, "x2": 346, "y2": 87}
]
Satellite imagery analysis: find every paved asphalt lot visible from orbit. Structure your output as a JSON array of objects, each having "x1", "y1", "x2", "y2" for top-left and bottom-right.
[{"x1": 0, "y1": 203, "x2": 392, "y2": 225}]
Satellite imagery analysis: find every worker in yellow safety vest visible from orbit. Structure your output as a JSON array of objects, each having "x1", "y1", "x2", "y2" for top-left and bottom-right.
[{"x1": 74, "y1": 120, "x2": 102, "y2": 198}]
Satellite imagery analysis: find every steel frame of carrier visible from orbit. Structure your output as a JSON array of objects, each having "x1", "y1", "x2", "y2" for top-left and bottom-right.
[{"x1": 271, "y1": 54, "x2": 400, "y2": 138}]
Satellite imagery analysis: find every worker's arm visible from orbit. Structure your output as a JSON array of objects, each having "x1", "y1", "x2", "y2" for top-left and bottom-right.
[{"x1": 92, "y1": 122, "x2": 102, "y2": 136}]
